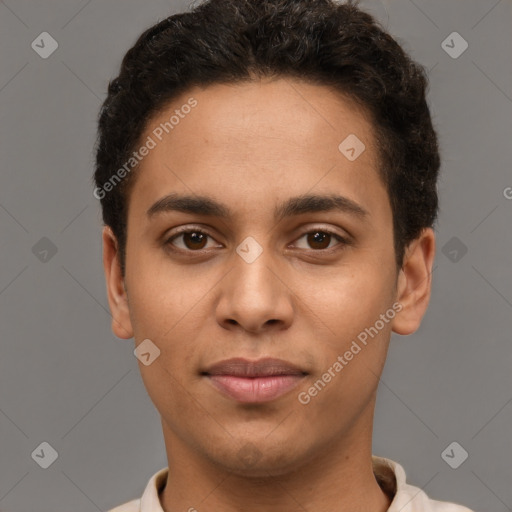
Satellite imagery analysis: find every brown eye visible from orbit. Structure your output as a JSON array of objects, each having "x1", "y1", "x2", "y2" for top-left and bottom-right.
[
  {"x1": 306, "y1": 231, "x2": 332, "y2": 250},
  {"x1": 181, "y1": 231, "x2": 208, "y2": 250},
  {"x1": 294, "y1": 229, "x2": 347, "y2": 251},
  {"x1": 166, "y1": 229, "x2": 219, "y2": 252}
]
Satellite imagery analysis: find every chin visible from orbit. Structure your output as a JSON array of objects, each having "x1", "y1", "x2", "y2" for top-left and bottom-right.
[{"x1": 205, "y1": 437, "x2": 308, "y2": 478}]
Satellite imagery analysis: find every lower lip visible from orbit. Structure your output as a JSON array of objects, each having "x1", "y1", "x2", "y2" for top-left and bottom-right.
[{"x1": 206, "y1": 374, "x2": 305, "y2": 403}]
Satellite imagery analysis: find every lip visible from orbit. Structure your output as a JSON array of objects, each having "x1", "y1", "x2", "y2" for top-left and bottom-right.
[{"x1": 202, "y1": 357, "x2": 308, "y2": 403}]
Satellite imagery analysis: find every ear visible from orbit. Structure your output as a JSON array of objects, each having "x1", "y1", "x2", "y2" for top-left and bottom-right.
[
  {"x1": 391, "y1": 227, "x2": 436, "y2": 336},
  {"x1": 102, "y1": 226, "x2": 134, "y2": 339}
]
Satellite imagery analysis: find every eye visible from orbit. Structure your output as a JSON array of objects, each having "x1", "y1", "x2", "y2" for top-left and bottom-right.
[
  {"x1": 165, "y1": 228, "x2": 221, "y2": 252},
  {"x1": 293, "y1": 229, "x2": 349, "y2": 251},
  {"x1": 164, "y1": 226, "x2": 350, "y2": 254}
]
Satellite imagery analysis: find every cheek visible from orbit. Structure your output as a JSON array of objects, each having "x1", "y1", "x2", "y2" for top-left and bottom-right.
[
  {"x1": 296, "y1": 284, "x2": 394, "y2": 428},
  {"x1": 125, "y1": 246, "x2": 213, "y2": 366},
  {"x1": 294, "y1": 264, "x2": 396, "y2": 400},
  {"x1": 294, "y1": 261, "x2": 393, "y2": 333},
  {"x1": 125, "y1": 247, "x2": 205, "y2": 337}
]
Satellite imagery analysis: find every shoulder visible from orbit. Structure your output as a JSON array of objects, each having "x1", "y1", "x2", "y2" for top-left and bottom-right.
[
  {"x1": 372, "y1": 455, "x2": 475, "y2": 512},
  {"x1": 399, "y1": 481, "x2": 475, "y2": 512},
  {"x1": 106, "y1": 498, "x2": 140, "y2": 512},
  {"x1": 106, "y1": 466, "x2": 168, "y2": 512},
  {"x1": 426, "y1": 497, "x2": 475, "y2": 512}
]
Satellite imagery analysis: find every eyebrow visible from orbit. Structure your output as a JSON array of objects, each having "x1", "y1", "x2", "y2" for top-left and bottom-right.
[{"x1": 146, "y1": 192, "x2": 369, "y2": 222}]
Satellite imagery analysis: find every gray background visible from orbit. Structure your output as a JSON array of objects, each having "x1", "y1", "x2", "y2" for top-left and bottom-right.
[{"x1": 0, "y1": 0, "x2": 511, "y2": 510}]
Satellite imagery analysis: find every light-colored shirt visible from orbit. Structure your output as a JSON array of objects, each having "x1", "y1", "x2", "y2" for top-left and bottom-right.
[{"x1": 107, "y1": 455, "x2": 474, "y2": 512}]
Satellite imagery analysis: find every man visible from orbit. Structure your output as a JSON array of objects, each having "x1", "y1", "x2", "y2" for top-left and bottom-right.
[{"x1": 94, "y1": 0, "x2": 474, "y2": 510}]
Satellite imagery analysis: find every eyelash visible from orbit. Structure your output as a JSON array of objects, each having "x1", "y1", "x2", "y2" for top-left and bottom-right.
[{"x1": 164, "y1": 226, "x2": 350, "y2": 254}]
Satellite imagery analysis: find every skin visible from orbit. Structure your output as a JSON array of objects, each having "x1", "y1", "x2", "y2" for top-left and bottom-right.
[{"x1": 102, "y1": 76, "x2": 435, "y2": 512}]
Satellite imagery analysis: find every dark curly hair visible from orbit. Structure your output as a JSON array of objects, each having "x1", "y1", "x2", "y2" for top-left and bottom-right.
[{"x1": 92, "y1": 0, "x2": 440, "y2": 277}]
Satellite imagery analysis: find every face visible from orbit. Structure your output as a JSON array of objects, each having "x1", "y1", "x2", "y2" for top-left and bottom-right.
[{"x1": 103, "y1": 76, "x2": 434, "y2": 477}]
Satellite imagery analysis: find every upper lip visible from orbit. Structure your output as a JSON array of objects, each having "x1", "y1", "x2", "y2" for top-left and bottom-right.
[{"x1": 203, "y1": 357, "x2": 308, "y2": 377}]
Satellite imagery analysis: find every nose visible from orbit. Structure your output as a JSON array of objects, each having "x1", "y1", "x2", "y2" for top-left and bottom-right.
[{"x1": 215, "y1": 246, "x2": 294, "y2": 334}]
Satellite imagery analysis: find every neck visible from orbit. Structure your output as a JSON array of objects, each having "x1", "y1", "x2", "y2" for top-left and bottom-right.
[{"x1": 159, "y1": 413, "x2": 391, "y2": 512}]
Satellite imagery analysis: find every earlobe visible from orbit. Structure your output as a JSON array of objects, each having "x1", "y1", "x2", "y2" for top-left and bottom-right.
[
  {"x1": 391, "y1": 228, "x2": 436, "y2": 336},
  {"x1": 102, "y1": 226, "x2": 134, "y2": 339}
]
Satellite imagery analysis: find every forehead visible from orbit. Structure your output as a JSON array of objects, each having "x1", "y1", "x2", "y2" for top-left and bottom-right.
[
  {"x1": 162, "y1": 77, "x2": 375, "y2": 159},
  {"x1": 127, "y1": 77, "x2": 388, "y2": 225}
]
